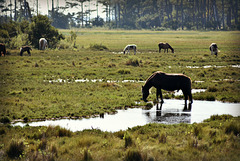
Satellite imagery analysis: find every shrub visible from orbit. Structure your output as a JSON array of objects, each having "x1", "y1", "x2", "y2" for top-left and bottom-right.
[
  {"x1": 8, "y1": 33, "x2": 30, "y2": 49},
  {"x1": 6, "y1": 140, "x2": 25, "y2": 159},
  {"x1": 28, "y1": 15, "x2": 64, "y2": 48}
]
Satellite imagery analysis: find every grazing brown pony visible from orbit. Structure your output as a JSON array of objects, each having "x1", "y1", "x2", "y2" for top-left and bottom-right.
[
  {"x1": 158, "y1": 42, "x2": 174, "y2": 53},
  {"x1": 142, "y1": 71, "x2": 193, "y2": 105},
  {"x1": 20, "y1": 46, "x2": 32, "y2": 56},
  {"x1": 0, "y1": 43, "x2": 6, "y2": 56}
]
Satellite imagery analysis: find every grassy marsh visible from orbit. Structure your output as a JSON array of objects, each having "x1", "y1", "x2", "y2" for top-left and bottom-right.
[
  {"x1": 1, "y1": 30, "x2": 239, "y2": 121},
  {"x1": 0, "y1": 116, "x2": 239, "y2": 160},
  {"x1": 0, "y1": 29, "x2": 240, "y2": 160}
]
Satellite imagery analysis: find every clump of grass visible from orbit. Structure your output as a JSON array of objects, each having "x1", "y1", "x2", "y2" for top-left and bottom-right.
[
  {"x1": 0, "y1": 116, "x2": 11, "y2": 124},
  {"x1": 38, "y1": 139, "x2": 47, "y2": 150},
  {"x1": 125, "y1": 148, "x2": 143, "y2": 161},
  {"x1": 207, "y1": 86, "x2": 218, "y2": 92},
  {"x1": 123, "y1": 132, "x2": 134, "y2": 148},
  {"x1": 225, "y1": 121, "x2": 240, "y2": 136},
  {"x1": 143, "y1": 102, "x2": 153, "y2": 110},
  {"x1": 114, "y1": 130, "x2": 125, "y2": 139},
  {"x1": 206, "y1": 94, "x2": 216, "y2": 101},
  {"x1": 58, "y1": 127, "x2": 72, "y2": 137},
  {"x1": 159, "y1": 132, "x2": 167, "y2": 143},
  {"x1": 117, "y1": 69, "x2": 131, "y2": 74},
  {"x1": 83, "y1": 149, "x2": 93, "y2": 161},
  {"x1": 192, "y1": 125, "x2": 203, "y2": 139},
  {"x1": 101, "y1": 82, "x2": 121, "y2": 88},
  {"x1": 204, "y1": 114, "x2": 233, "y2": 122},
  {"x1": 6, "y1": 140, "x2": 25, "y2": 159},
  {"x1": 89, "y1": 43, "x2": 108, "y2": 51},
  {"x1": 188, "y1": 137, "x2": 198, "y2": 148},
  {"x1": 45, "y1": 126, "x2": 72, "y2": 137},
  {"x1": 126, "y1": 57, "x2": 141, "y2": 66}
]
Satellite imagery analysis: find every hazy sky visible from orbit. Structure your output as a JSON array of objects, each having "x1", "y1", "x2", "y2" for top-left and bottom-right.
[{"x1": 4, "y1": 0, "x2": 106, "y2": 19}]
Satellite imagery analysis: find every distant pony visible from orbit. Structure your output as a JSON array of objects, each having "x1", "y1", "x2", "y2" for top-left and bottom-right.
[
  {"x1": 0, "y1": 43, "x2": 6, "y2": 56},
  {"x1": 123, "y1": 44, "x2": 137, "y2": 55},
  {"x1": 20, "y1": 46, "x2": 32, "y2": 56},
  {"x1": 209, "y1": 43, "x2": 219, "y2": 56},
  {"x1": 39, "y1": 38, "x2": 48, "y2": 50},
  {"x1": 142, "y1": 71, "x2": 192, "y2": 105},
  {"x1": 158, "y1": 42, "x2": 174, "y2": 53}
]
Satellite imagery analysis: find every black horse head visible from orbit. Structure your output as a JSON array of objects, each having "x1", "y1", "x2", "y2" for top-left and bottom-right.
[{"x1": 141, "y1": 86, "x2": 149, "y2": 102}]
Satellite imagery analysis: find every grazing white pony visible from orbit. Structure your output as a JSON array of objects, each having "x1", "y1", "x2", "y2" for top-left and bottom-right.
[
  {"x1": 39, "y1": 38, "x2": 48, "y2": 50},
  {"x1": 209, "y1": 43, "x2": 219, "y2": 56},
  {"x1": 123, "y1": 44, "x2": 137, "y2": 55}
]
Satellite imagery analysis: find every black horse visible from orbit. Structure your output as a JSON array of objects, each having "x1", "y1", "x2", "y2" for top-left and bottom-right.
[
  {"x1": 158, "y1": 42, "x2": 174, "y2": 53},
  {"x1": 0, "y1": 43, "x2": 6, "y2": 56},
  {"x1": 142, "y1": 71, "x2": 193, "y2": 105}
]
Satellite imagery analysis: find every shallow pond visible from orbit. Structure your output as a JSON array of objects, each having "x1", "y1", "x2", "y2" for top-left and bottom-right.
[{"x1": 13, "y1": 100, "x2": 240, "y2": 132}]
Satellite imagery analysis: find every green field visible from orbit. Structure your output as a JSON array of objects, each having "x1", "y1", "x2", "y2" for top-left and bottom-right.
[
  {"x1": 0, "y1": 30, "x2": 240, "y2": 160},
  {"x1": 1, "y1": 30, "x2": 239, "y2": 120}
]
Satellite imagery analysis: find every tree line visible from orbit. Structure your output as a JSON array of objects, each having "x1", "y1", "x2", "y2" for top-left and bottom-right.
[{"x1": 0, "y1": 0, "x2": 239, "y2": 30}]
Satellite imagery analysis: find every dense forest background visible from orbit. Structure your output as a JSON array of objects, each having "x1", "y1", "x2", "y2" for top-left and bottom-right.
[{"x1": 0, "y1": 0, "x2": 239, "y2": 30}]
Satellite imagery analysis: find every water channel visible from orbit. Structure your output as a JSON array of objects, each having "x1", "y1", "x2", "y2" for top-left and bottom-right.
[{"x1": 13, "y1": 99, "x2": 240, "y2": 132}]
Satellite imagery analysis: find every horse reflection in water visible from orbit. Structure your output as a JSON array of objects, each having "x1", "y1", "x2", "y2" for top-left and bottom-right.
[{"x1": 145, "y1": 102, "x2": 192, "y2": 124}]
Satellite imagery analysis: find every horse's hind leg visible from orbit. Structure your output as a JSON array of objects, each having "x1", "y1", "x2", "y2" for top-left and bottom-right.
[
  {"x1": 157, "y1": 88, "x2": 164, "y2": 103},
  {"x1": 189, "y1": 92, "x2": 193, "y2": 104},
  {"x1": 182, "y1": 90, "x2": 188, "y2": 105}
]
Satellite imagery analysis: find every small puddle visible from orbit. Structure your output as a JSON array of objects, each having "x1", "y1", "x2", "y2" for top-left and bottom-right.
[
  {"x1": 13, "y1": 100, "x2": 240, "y2": 132},
  {"x1": 45, "y1": 79, "x2": 145, "y2": 84}
]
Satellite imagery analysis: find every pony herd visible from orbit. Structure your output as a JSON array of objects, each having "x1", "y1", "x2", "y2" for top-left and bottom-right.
[
  {"x1": 123, "y1": 42, "x2": 219, "y2": 56},
  {"x1": 1, "y1": 39, "x2": 219, "y2": 106},
  {"x1": 0, "y1": 38, "x2": 48, "y2": 56}
]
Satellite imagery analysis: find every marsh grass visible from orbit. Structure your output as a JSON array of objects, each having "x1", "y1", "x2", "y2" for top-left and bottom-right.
[
  {"x1": 0, "y1": 30, "x2": 239, "y2": 123},
  {"x1": 6, "y1": 140, "x2": 25, "y2": 159},
  {"x1": 0, "y1": 116, "x2": 239, "y2": 160}
]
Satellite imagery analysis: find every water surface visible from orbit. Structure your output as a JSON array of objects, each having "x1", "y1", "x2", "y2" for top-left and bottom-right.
[{"x1": 13, "y1": 100, "x2": 240, "y2": 132}]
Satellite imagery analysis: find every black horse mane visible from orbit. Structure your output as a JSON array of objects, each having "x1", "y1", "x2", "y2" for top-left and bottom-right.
[
  {"x1": 144, "y1": 71, "x2": 164, "y2": 88},
  {"x1": 167, "y1": 44, "x2": 174, "y2": 51}
]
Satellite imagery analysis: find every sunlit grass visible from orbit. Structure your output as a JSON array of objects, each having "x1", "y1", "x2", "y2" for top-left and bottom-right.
[{"x1": 0, "y1": 30, "x2": 239, "y2": 121}]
